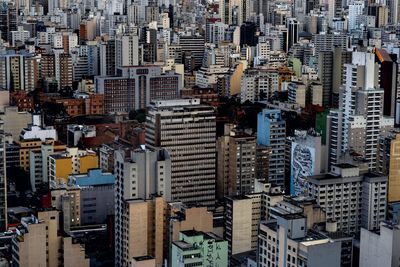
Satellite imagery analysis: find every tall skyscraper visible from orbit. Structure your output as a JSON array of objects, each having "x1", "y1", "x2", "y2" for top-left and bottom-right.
[
  {"x1": 0, "y1": 2, "x2": 17, "y2": 43},
  {"x1": 375, "y1": 48, "x2": 398, "y2": 117},
  {"x1": 115, "y1": 33, "x2": 139, "y2": 69},
  {"x1": 145, "y1": 99, "x2": 216, "y2": 208},
  {"x1": 286, "y1": 18, "x2": 299, "y2": 52},
  {"x1": 0, "y1": 120, "x2": 6, "y2": 232},
  {"x1": 257, "y1": 109, "x2": 286, "y2": 186},
  {"x1": 327, "y1": 52, "x2": 394, "y2": 169},
  {"x1": 114, "y1": 147, "x2": 171, "y2": 267}
]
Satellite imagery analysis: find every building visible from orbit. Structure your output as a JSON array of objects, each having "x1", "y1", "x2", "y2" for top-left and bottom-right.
[
  {"x1": 359, "y1": 222, "x2": 400, "y2": 267},
  {"x1": 327, "y1": 51, "x2": 394, "y2": 169},
  {"x1": 375, "y1": 48, "x2": 398, "y2": 117},
  {"x1": 289, "y1": 130, "x2": 327, "y2": 196},
  {"x1": 68, "y1": 169, "x2": 115, "y2": 225},
  {"x1": 116, "y1": 197, "x2": 166, "y2": 267},
  {"x1": 115, "y1": 33, "x2": 139, "y2": 69},
  {"x1": 307, "y1": 164, "x2": 387, "y2": 233},
  {"x1": 217, "y1": 125, "x2": 256, "y2": 198},
  {"x1": 257, "y1": 109, "x2": 286, "y2": 186},
  {"x1": 19, "y1": 114, "x2": 57, "y2": 142},
  {"x1": 29, "y1": 140, "x2": 66, "y2": 191},
  {"x1": 145, "y1": 99, "x2": 216, "y2": 208},
  {"x1": 0, "y1": 106, "x2": 31, "y2": 142},
  {"x1": 287, "y1": 81, "x2": 306, "y2": 107},
  {"x1": 11, "y1": 211, "x2": 89, "y2": 267},
  {"x1": 95, "y1": 66, "x2": 182, "y2": 113},
  {"x1": 0, "y1": 2, "x2": 17, "y2": 42},
  {"x1": 286, "y1": 18, "x2": 299, "y2": 52},
  {"x1": 258, "y1": 215, "x2": 342, "y2": 267},
  {"x1": 171, "y1": 230, "x2": 228, "y2": 267},
  {"x1": 0, "y1": 120, "x2": 6, "y2": 232},
  {"x1": 48, "y1": 148, "x2": 98, "y2": 188}
]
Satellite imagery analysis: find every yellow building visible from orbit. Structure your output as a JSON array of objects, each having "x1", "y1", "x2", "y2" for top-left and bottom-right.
[
  {"x1": 79, "y1": 153, "x2": 99, "y2": 173},
  {"x1": 49, "y1": 154, "x2": 73, "y2": 185},
  {"x1": 18, "y1": 138, "x2": 43, "y2": 170},
  {"x1": 389, "y1": 134, "x2": 400, "y2": 202},
  {"x1": 19, "y1": 139, "x2": 65, "y2": 171}
]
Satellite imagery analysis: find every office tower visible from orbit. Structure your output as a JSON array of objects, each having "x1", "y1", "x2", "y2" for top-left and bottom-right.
[
  {"x1": 313, "y1": 33, "x2": 349, "y2": 54},
  {"x1": 258, "y1": 214, "x2": 342, "y2": 267},
  {"x1": 171, "y1": 231, "x2": 228, "y2": 266},
  {"x1": 388, "y1": 0, "x2": 400, "y2": 24},
  {"x1": 0, "y1": 120, "x2": 5, "y2": 232},
  {"x1": 367, "y1": 4, "x2": 389, "y2": 27},
  {"x1": 96, "y1": 66, "x2": 182, "y2": 113},
  {"x1": 115, "y1": 33, "x2": 139, "y2": 69},
  {"x1": 375, "y1": 48, "x2": 398, "y2": 117},
  {"x1": 318, "y1": 51, "x2": 334, "y2": 107},
  {"x1": 115, "y1": 196, "x2": 167, "y2": 267},
  {"x1": 332, "y1": 47, "x2": 352, "y2": 107},
  {"x1": 286, "y1": 18, "x2": 299, "y2": 52},
  {"x1": 217, "y1": 125, "x2": 256, "y2": 198},
  {"x1": 287, "y1": 82, "x2": 306, "y2": 107},
  {"x1": 289, "y1": 131, "x2": 327, "y2": 196},
  {"x1": 114, "y1": 145, "x2": 171, "y2": 267},
  {"x1": 220, "y1": 0, "x2": 233, "y2": 24},
  {"x1": 348, "y1": 1, "x2": 364, "y2": 30},
  {"x1": 146, "y1": 99, "x2": 216, "y2": 208},
  {"x1": 99, "y1": 40, "x2": 116, "y2": 76},
  {"x1": 239, "y1": 21, "x2": 257, "y2": 47},
  {"x1": 0, "y1": 3, "x2": 17, "y2": 42},
  {"x1": 327, "y1": 52, "x2": 394, "y2": 169},
  {"x1": 59, "y1": 53, "x2": 73, "y2": 89},
  {"x1": 257, "y1": 109, "x2": 286, "y2": 186},
  {"x1": 360, "y1": 221, "x2": 400, "y2": 267},
  {"x1": 179, "y1": 36, "x2": 205, "y2": 70},
  {"x1": 388, "y1": 134, "x2": 400, "y2": 202},
  {"x1": 224, "y1": 196, "x2": 252, "y2": 256},
  {"x1": 307, "y1": 164, "x2": 387, "y2": 234},
  {"x1": 12, "y1": 211, "x2": 89, "y2": 267},
  {"x1": 0, "y1": 53, "x2": 39, "y2": 92}
]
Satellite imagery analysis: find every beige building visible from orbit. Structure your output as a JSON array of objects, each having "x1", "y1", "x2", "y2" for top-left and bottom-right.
[
  {"x1": 217, "y1": 125, "x2": 256, "y2": 198},
  {"x1": 389, "y1": 134, "x2": 400, "y2": 202},
  {"x1": 121, "y1": 197, "x2": 166, "y2": 267},
  {"x1": 12, "y1": 210, "x2": 89, "y2": 267}
]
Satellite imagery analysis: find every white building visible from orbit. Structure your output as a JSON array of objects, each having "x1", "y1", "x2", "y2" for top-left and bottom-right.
[
  {"x1": 115, "y1": 34, "x2": 139, "y2": 69},
  {"x1": 10, "y1": 26, "x2": 30, "y2": 47},
  {"x1": 307, "y1": 164, "x2": 387, "y2": 234},
  {"x1": 360, "y1": 222, "x2": 400, "y2": 267},
  {"x1": 20, "y1": 114, "x2": 57, "y2": 142}
]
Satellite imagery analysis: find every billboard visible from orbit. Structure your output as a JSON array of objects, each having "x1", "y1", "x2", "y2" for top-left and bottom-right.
[{"x1": 290, "y1": 142, "x2": 315, "y2": 196}]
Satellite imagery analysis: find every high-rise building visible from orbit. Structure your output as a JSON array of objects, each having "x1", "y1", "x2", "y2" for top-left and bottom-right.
[
  {"x1": 114, "y1": 147, "x2": 171, "y2": 266},
  {"x1": 375, "y1": 48, "x2": 398, "y2": 117},
  {"x1": 179, "y1": 36, "x2": 205, "y2": 70},
  {"x1": 0, "y1": 3, "x2": 17, "y2": 42},
  {"x1": 286, "y1": 18, "x2": 299, "y2": 52},
  {"x1": 95, "y1": 66, "x2": 182, "y2": 113},
  {"x1": 327, "y1": 52, "x2": 394, "y2": 169},
  {"x1": 115, "y1": 33, "x2": 139, "y2": 69},
  {"x1": 217, "y1": 125, "x2": 256, "y2": 198},
  {"x1": 0, "y1": 120, "x2": 6, "y2": 232},
  {"x1": 146, "y1": 99, "x2": 216, "y2": 208},
  {"x1": 307, "y1": 164, "x2": 387, "y2": 234},
  {"x1": 318, "y1": 50, "x2": 334, "y2": 107},
  {"x1": 257, "y1": 109, "x2": 286, "y2": 186}
]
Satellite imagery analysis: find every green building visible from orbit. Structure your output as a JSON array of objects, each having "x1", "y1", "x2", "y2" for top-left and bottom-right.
[
  {"x1": 316, "y1": 109, "x2": 329, "y2": 145},
  {"x1": 171, "y1": 230, "x2": 228, "y2": 267}
]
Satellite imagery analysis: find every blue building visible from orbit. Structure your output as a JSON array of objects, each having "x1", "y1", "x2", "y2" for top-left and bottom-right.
[
  {"x1": 69, "y1": 169, "x2": 115, "y2": 225},
  {"x1": 257, "y1": 109, "x2": 286, "y2": 185}
]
